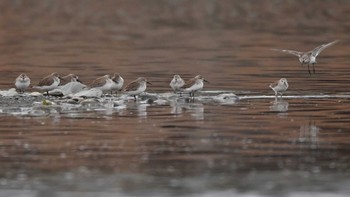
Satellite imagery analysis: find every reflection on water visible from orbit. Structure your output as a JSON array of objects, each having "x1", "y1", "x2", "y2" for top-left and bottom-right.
[
  {"x1": 299, "y1": 121, "x2": 320, "y2": 149},
  {"x1": 1, "y1": 96, "x2": 350, "y2": 196},
  {"x1": 269, "y1": 99, "x2": 289, "y2": 113},
  {"x1": 170, "y1": 101, "x2": 204, "y2": 120},
  {"x1": 135, "y1": 103, "x2": 149, "y2": 118},
  {"x1": 0, "y1": 0, "x2": 350, "y2": 196}
]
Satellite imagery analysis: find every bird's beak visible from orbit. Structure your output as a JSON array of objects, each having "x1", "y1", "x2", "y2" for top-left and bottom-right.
[
  {"x1": 204, "y1": 79, "x2": 210, "y2": 84},
  {"x1": 147, "y1": 81, "x2": 152, "y2": 85}
]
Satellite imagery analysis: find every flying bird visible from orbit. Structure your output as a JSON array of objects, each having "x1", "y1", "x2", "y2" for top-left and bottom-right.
[{"x1": 273, "y1": 40, "x2": 339, "y2": 75}]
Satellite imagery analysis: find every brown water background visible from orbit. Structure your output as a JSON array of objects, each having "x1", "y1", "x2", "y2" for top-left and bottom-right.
[{"x1": 0, "y1": 1, "x2": 350, "y2": 196}]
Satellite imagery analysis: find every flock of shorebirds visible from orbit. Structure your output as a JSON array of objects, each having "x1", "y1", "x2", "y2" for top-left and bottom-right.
[
  {"x1": 13, "y1": 40, "x2": 339, "y2": 100},
  {"x1": 269, "y1": 40, "x2": 338, "y2": 97},
  {"x1": 14, "y1": 72, "x2": 209, "y2": 100}
]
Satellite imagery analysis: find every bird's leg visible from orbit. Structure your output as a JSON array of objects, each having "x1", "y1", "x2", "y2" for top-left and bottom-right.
[
  {"x1": 192, "y1": 92, "x2": 196, "y2": 102},
  {"x1": 190, "y1": 92, "x2": 195, "y2": 102},
  {"x1": 307, "y1": 64, "x2": 311, "y2": 75},
  {"x1": 133, "y1": 95, "x2": 137, "y2": 102},
  {"x1": 312, "y1": 63, "x2": 315, "y2": 74}
]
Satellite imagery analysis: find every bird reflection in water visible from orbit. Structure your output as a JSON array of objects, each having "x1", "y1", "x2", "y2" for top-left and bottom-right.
[
  {"x1": 170, "y1": 102, "x2": 204, "y2": 120},
  {"x1": 122, "y1": 101, "x2": 149, "y2": 118},
  {"x1": 299, "y1": 120, "x2": 319, "y2": 149},
  {"x1": 269, "y1": 99, "x2": 289, "y2": 115},
  {"x1": 137, "y1": 103, "x2": 148, "y2": 118}
]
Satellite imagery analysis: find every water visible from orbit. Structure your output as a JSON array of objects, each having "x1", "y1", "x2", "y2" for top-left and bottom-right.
[{"x1": 0, "y1": 1, "x2": 350, "y2": 196}]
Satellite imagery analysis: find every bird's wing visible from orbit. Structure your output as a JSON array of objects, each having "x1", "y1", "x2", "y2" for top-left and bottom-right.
[
  {"x1": 38, "y1": 76, "x2": 54, "y2": 86},
  {"x1": 311, "y1": 40, "x2": 339, "y2": 57},
  {"x1": 271, "y1": 48, "x2": 303, "y2": 57},
  {"x1": 269, "y1": 80, "x2": 279, "y2": 89},
  {"x1": 123, "y1": 80, "x2": 139, "y2": 91},
  {"x1": 60, "y1": 76, "x2": 72, "y2": 85},
  {"x1": 182, "y1": 78, "x2": 196, "y2": 89},
  {"x1": 90, "y1": 77, "x2": 107, "y2": 88}
]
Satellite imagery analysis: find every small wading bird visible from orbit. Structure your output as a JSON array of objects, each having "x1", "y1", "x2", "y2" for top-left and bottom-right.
[
  {"x1": 170, "y1": 74, "x2": 185, "y2": 94},
  {"x1": 123, "y1": 77, "x2": 151, "y2": 101},
  {"x1": 110, "y1": 73, "x2": 124, "y2": 95},
  {"x1": 33, "y1": 72, "x2": 61, "y2": 96},
  {"x1": 269, "y1": 78, "x2": 289, "y2": 98},
  {"x1": 56, "y1": 74, "x2": 86, "y2": 96},
  {"x1": 60, "y1": 74, "x2": 82, "y2": 85},
  {"x1": 181, "y1": 75, "x2": 209, "y2": 98},
  {"x1": 15, "y1": 73, "x2": 31, "y2": 93},
  {"x1": 272, "y1": 40, "x2": 339, "y2": 75},
  {"x1": 89, "y1": 74, "x2": 113, "y2": 93}
]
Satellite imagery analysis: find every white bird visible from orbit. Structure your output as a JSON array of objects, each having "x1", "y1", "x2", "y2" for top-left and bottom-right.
[
  {"x1": 50, "y1": 74, "x2": 86, "y2": 96},
  {"x1": 170, "y1": 75, "x2": 185, "y2": 93},
  {"x1": 58, "y1": 82, "x2": 87, "y2": 96},
  {"x1": 181, "y1": 75, "x2": 209, "y2": 98},
  {"x1": 123, "y1": 77, "x2": 151, "y2": 101},
  {"x1": 110, "y1": 73, "x2": 124, "y2": 95},
  {"x1": 89, "y1": 75, "x2": 113, "y2": 93},
  {"x1": 33, "y1": 73, "x2": 61, "y2": 96},
  {"x1": 273, "y1": 40, "x2": 339, "y2": 75},
  {"x1": 60, "y1": 74, "x2": 82, "y2": 85},
  {"x1": 269, "y1": 78, "x2": 289, "y2": 98},
  {"x1": 15, "y1": 73, "x2": 31, "y2": 93}
]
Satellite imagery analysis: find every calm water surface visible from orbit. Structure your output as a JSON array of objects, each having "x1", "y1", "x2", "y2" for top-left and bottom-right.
[{"x1": 1, "y1": 2, "x2": 350, "y2": 196}]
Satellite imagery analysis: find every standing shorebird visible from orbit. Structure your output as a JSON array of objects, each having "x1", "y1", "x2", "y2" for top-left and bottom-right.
[
  {"x1": 110, "y1": 73, "x2": 124, "y2": 95},
  {"x1": 273, "y1": 40, "x2": 339, "y2": 74},
  {"x1": 56, "y1": 74, "x2": 86, "y2": 95},
  {"x1": 181, "y1": 75, "x2": 209, "y2": 98},
  {"x1": 61, "y1": 74, "x2": 82, "y2": 85},
  {"x1": 89, "y1": 74, "x2": 113, "y2": 93},
  {"x1": 15, "y1": 73, "x2": 31, "y2": 93},
  {"x1": 170, "y1": 75, "x2": 185, "y2": 94},
  {"x1": 123, "y1": 77, "x2": 151, "y2": 101},
  {"x1": 269, "y1": 78, "x2": 289, "y2": 98},
  {"x1": 33, "y1": 73, "x2": 61, "y2": 95}
]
